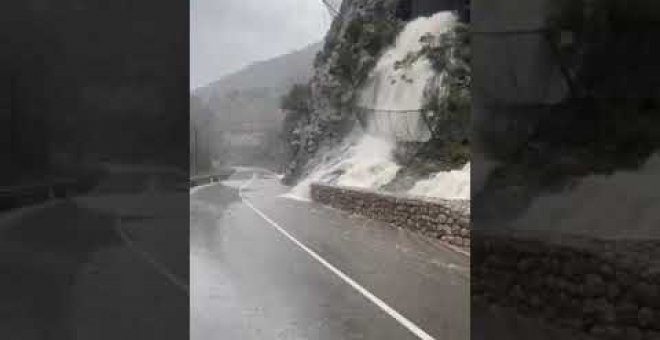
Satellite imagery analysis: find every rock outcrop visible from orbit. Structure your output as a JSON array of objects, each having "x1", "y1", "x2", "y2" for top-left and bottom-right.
[
  {"x1": 283, "y1": 0, "x2": 404, "y2": 183},
  {"x1": 282, "y1": 0, "x2": 471, "y2": 185}
]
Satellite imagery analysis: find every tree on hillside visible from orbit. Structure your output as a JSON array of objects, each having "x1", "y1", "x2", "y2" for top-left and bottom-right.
[
  {"x1": 280, "y1": 84, "x2": 313, "y2": 167},
  {"x1": 280, "y1": 84, "x2": 312, "y2": 115}
]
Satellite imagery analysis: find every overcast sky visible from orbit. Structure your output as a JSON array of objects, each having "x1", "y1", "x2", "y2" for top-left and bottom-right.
[{"x1": 191, "y1": 0, "x2": 334, "y2": 90}]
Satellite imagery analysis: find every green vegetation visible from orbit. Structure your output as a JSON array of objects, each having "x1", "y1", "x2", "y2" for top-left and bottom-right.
[
  {"x1": 418, "y1": 22, "x2": 471, "y2": 167},
  {"x1": 329, "y1": 16, "x2": 403, "y2": 98},
  {"x1": 280, "y1": 84, "x2": 312, "y2": 116},
  {"x1": 280, "y1": 83, "x2": 313, "y2": 136},
  {"x1": 280, "y1": 84, "x2": 313, "y2": 162}
]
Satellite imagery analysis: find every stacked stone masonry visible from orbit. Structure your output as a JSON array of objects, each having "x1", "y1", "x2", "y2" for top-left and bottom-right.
[
  {"x1": 310, "y1": 183, "x2": 470, "y2": 248},
  {"x1": 473, "y1": 230, "x2": 660, "y2": 340}
]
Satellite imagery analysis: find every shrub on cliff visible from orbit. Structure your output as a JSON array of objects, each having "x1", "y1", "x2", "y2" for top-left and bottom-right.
[
  {"x1": 330, "y1": 16, "x2": 402, "y2": 90},
  {"x1": 283, "y1": 0, "x2": 405, "y2": 184},
  {"x1": 417, "y1": 22, "x2": 471, "y2": 167},
  {"x1": 280, "y1": 84, "x2": 313, "y2": 162},
  {"x1": 281, "y1": 83, "x2": 312, "y2": 116}
]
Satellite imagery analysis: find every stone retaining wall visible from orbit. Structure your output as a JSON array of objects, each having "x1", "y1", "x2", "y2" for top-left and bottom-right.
[
  {"x1": 473, "y1": 230, "x2": 660, "y2": 339},
  {"x1": 310, "y1": 183, "x2": 470, "y2": 248}
]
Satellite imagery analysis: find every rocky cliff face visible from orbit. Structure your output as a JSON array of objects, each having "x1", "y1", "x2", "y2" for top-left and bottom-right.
[
  {"x1": 282, "y1": 0, "x2": 470, "y2": 185},
  {"x1": 282, "y1": 0, "x2": 404, "y2": 183}
]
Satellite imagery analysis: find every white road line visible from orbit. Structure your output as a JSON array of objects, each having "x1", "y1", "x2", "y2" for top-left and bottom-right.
[
  {"x1": 238, "y1": 173, "x2": 437, "y2": 340},
  {"x1": 114, "y1": 216, "x2": 190, "y2": 294}
]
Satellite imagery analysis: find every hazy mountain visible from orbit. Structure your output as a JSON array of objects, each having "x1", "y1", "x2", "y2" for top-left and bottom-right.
[
  {"x1": 192, "y1": 42, "x2": 321, "y2": 132},
  {"x1": 189, "y1": 41, "x2": 321, "y2": 171}
]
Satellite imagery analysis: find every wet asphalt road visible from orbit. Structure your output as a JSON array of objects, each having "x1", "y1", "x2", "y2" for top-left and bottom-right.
[
  {"x1": 190, "y1": 169, "x2": 470, "y2": 340},
  {"x1": 0, "y1": 167, "x2": 588, "y2": 339}
]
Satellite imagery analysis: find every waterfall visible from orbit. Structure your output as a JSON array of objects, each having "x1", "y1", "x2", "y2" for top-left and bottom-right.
[
  {"x1": 408, "y1": 162, "x2": 470, "y2": 199},
  {"x1": 282, "y1": 133, "x2": 401, "y2": 201},
  {"x1": 359, "y1": 11, "x2": 456, "y2": 142},
  {"x1": 284, "y1": 11, "x2": 469, "y2": 201}
]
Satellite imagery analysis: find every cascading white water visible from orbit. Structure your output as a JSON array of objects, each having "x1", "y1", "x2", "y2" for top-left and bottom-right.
[
  {"x1": 282, "y1": 134, "x2": 400, "y2": 201},
  {"x1": 284, "y1": 12, "x2": 469, "y2": 201},
  {"x1": 408, "y1": 162, "x2": 470, "y2": 199},
  {"x1": 359, "y1": 11, "x2": 456, "y2": 142},
  {"x1": 333, "y1": 135, "x2": 400, "y2": 188}
]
